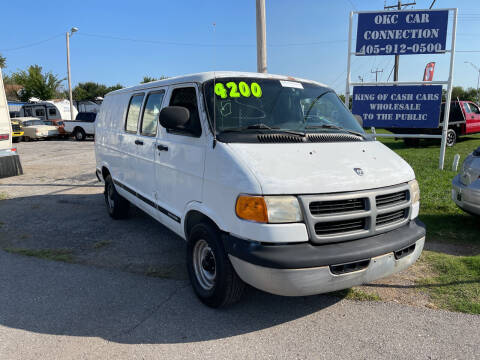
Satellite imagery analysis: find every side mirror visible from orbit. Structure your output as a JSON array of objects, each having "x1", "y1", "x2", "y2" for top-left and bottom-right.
[
  {"x1": 353, "y1": 114, "x2": 363, "y2": 127},
  {"x1": 159, "y1": 106, "x2": 190, "y2": 130}
]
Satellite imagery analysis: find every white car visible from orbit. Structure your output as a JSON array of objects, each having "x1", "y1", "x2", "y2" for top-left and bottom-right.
[
  {"x1": 452, "y1": 146, "x2": 480, "y2": 215},
  {"x1": 16, "y1": 117, "x2": 59, "y2": 141},
  {"x1": 95, "y1": 71, "x2": 425, "y2": 307}
]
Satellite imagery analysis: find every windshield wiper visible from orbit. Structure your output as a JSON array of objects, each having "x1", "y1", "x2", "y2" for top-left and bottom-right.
[
  {"x1": 305, "y1": 124, "x2": 366, "y2": 139},
  {"x1": 221, "y1": 123, "x2": 306, "y2": 137}
]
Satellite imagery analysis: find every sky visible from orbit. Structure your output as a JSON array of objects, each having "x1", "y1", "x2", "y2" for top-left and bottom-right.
[{"x1": 1, "y1": 0, "x2": 480, "y2": 95}]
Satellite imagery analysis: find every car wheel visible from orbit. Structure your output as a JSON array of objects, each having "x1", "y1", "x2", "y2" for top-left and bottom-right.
[
  {"x1": 74, "y1": 128, "x2": 86, "y2": 141},
  {"x1": 446, "y1": 129, "x2": 457, "y2": 147},
  {"x1": 104, "y1": 175, "x2": 130, "y2": 219},
  {"x1": 187, "y1": 222, "x2": 245, "y2": 308},
  {"x1": 24, "y1": 136, "x2": 31, "y2": 142},
  {"x1": 12, "y1": 137, "x2": 19, "y2": 143}
]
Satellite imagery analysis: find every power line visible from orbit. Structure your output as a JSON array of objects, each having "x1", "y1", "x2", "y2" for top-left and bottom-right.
[{"x1": 0, "y1": 33, "x2": 63, "y2": 52}]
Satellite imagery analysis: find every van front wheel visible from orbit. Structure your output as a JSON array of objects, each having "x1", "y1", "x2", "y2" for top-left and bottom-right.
[
  {"x1": 187, "y1": 222, "x2": 245, "y2": 308},
  {"x1": 104, "y1": 175, "x2": 130, "y2": 219}
]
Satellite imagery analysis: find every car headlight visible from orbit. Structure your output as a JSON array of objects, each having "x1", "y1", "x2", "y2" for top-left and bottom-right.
[
  {"x1": 235, "y1": 195, "x2": 303, "y2": 223},
  {"x1": 409, "y1": 179, "x2": 420, "y2": 204}
]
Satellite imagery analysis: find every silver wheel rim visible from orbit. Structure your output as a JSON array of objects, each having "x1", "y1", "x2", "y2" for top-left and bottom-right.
[
  {"x1": 107, "y1": 184, "x2": 115, "y2": 209},
  {"x1": 193, "y1": 239, "x2": 216, "y2": 290},
  {"x1": 447, "y1": 131, "x2": 455, "y2": 146}
]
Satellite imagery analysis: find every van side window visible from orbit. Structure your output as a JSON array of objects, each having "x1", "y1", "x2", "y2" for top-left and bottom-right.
[
  {"x1": 24, "y1": 108, "x2": 32, "y2": 116},
  {"x1": 125, "y1": 94, "x2": 145, "y2": 133},
  {"x1": 141, "y1": 91, "x2": 165, "y2": 136},
  {"x1": 35, "y1": 108, "x2": 45, "y2": 117},
  {"x1": 48, "y1": 108, "x2": 57, "y2": 117},
  {"x1": 168, "y1": 87, "x2": 202, "y2": 137}
]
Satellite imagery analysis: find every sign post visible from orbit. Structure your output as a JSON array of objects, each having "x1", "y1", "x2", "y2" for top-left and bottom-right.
[{"x1": 345, "y1": 8, "x2": 457, "y2": 170}]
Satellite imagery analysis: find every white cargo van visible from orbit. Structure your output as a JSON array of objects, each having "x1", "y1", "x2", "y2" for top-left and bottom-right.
[
  {"x1": 95, "y1": 72, "x2": 425, "y2": 307},
  {"x1": 0, "y1": 69, "x2": 22, "y2": 179}
]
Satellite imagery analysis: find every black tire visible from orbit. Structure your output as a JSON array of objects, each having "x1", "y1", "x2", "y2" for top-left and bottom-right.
[
  {"x1": 24, "y1": 136, "x2": 31, "y2": 142},
  {"x1": 12, "y1": 137, "x2": 20, "y2": 143},
  {"x1": 446, "y1": 129, "x2": 457, "y2": 147},
  {"x1": 104, "y1": 175, "x2": 130, "y2": 219},
  {"x1": 403, "y1": 138, "x2": 420, "y2": 147},
  {"x1": 74, "y1": 128, "x2": 86, "y2": 141},
  {"x1": 187, "y1": 222, "x2": 245, "y2": 308}
]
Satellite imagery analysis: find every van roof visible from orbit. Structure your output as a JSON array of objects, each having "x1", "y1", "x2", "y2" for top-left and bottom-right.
[{"x1": 108, "y1": 71, "x2": 330, "y2": 96}]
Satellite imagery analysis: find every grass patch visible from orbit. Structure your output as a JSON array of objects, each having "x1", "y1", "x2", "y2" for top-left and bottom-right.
[
  {"x1": 0, "y1": 192, "x2": 8, "y2": 201},
  {"x1": 374, "y1": 132, "x2": 480, "y2": 314},
  {"x1": 417, "y1": 251, "x2": 480, "y2": 314},
  {"x1": 93, "y1": 239, "x2": 111, "y2": 249},
  {"x1": 332, "y1": 288, "x2": 382, "y2": 301},
  {"x1": 4, "y1": 248, "x2": 74, "y2": 263},
  {"x1": 376, "y1": 131, "x2": 480, "y2": 245}
]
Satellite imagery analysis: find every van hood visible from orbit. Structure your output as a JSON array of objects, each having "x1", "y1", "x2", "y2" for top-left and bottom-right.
[{"x1": 228, "y1": 141, "x2": 415, "y2": 194}]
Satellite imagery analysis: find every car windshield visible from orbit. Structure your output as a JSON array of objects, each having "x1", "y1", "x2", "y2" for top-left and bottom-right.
[{"x1": 203, "y1": 77, "x2": 364, "y2": 136}]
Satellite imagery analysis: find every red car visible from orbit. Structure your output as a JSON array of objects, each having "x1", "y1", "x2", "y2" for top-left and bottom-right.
[{"x1": 391, "y1": 101, "x2": 480, "y2": 147}]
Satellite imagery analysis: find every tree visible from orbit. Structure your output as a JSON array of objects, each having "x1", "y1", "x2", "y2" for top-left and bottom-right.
[
  {"x1": 0, "y1": 54, "x2": 6, "y2": 69},
  {"x1": 72, "y1": 82, "x2": 124, "y2": 101},
  {"x1": 11, "y1": 65, "x2": 64, "y2": 101},
  {"x1": 141, "y1": 75, "x2": 168, "y2": 83}
]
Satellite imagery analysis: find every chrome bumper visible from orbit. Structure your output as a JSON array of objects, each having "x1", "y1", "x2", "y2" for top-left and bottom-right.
[
  {"x1": 229, "y1": 237, "x2": 425, "y2": 297},
  {"x1": 452, "y1": 175, "x2": 480, "y2": 216}
]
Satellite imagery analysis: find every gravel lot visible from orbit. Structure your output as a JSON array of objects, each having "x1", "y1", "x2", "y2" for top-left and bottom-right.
[
  {"x1": 0, "y1": 140, "x2": 186, "y2": 279},
  {"x1": 1, "y1": 140, "x2": 479, "y2": 359}
]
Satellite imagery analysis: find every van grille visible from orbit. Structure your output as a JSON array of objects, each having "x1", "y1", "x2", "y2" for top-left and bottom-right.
[
  {"x1": 376, "y1": 209, "x2": 407, "y2": 227},
  {"x1": 299, "y1": 184, "x2": 412, "y2": 244},
  {"x1": 309, "y1": 198, "x2": 367, "y2": 215},
  {"x1": 376, "y1": 190, "x2": 408, "y2": 208},
  {"x1": 315, "y1": 218, "x2": 367, "y2": 235}
]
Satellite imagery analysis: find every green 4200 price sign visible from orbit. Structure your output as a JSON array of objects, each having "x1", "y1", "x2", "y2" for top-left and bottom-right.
[{"x1": 215, "y1": 81, "x2": 262, "y2": 99}]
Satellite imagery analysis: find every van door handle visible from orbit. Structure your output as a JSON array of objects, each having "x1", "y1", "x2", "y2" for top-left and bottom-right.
[
  {"x1": 135, "y1": 140, "x2": 144, "y2": 145},
  {"x1": 157, "y1": 144, "x2": 168, "y2": 151}
]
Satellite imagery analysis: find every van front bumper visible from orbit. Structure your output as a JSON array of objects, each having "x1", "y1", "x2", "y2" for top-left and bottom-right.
[{"x1": 224, "y1": 219, "x2": 425, "y2": 296}]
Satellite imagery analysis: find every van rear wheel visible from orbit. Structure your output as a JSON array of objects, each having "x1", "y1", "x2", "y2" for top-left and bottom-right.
[
  {"x1": 104, "y1": 175, "x2": 130, "y2": 219},
  {"x1": 187, "y1": 222, "x2": 245, "y2": 308}
]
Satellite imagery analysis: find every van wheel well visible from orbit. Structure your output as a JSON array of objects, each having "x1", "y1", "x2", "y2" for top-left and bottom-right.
[
  {"x1": 101, "y1": 167, "x2": 110, "y2": 181},
  {"x1": 184, "y1": 211, "x2": 219, "y2": 239}
]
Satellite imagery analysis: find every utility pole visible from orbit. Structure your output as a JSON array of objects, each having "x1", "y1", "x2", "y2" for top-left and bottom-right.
[
  {"x1": 371, "y1": 68, "x2": 384, "y2": 82},
  {"x1": 256, "y1": 0, "x2": 267, "y2": 73},
  {"x1": 66, "y1": 27, "x2": 78, "y2": 121},
  {"x1": 384, "y1": 1, "x2": 416, "y2": 81}
]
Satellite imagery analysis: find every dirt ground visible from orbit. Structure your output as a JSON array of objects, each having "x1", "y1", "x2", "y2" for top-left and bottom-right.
[{"x1": 0, "y1": 139, "x2": 462, "y2": 308}]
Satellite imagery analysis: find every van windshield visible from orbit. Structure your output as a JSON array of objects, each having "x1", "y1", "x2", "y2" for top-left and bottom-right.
[{"x1": 203, "y1": 77, "x2": 364, "y2": 137}]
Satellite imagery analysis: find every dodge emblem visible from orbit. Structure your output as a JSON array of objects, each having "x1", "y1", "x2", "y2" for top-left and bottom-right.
[{"x1": 354, "y1": 168, "x2": 364, "y2": 176}]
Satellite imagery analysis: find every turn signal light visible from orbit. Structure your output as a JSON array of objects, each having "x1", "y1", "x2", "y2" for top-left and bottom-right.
[{"x1": 235, "y1": 195, "x2": 268, "y2": 223}]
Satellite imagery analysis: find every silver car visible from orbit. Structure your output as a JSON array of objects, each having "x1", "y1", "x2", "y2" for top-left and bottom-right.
[{"x1": 452, "y1": 146, "x2": 480, "y2": 215}]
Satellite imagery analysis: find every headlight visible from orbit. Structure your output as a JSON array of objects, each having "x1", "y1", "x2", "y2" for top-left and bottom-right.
[
  {"x1": 235, "y1": 195, "x2": 303, "y2": 223},
  {"x1": 409, "y1": 179, "x2": 420, "y2": 203}
]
